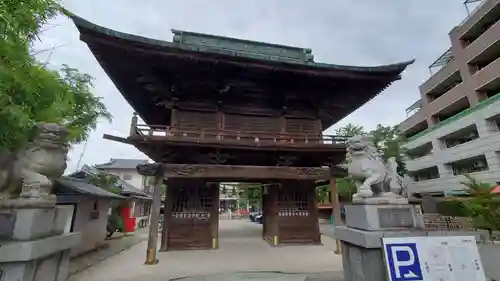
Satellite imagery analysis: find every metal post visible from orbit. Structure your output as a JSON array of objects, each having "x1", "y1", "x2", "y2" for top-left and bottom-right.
[
  {"x1": 145, "y1": 168, "x2": 163, "y2": 265},
  {"x1": 330, "y1": 177, "x2": 342, "y2": 254}
]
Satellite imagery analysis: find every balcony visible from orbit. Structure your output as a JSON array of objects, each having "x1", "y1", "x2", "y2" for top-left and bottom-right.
[
  {"x1": 130, "y1": 123, "x2": 348, "y2": 146},
  {"x1": 446, "y1": 154, "x2": 489, "y2": 175},
  {"x1": 427, "y1": 82, "x2": 467, "y2": 116},
  {"x1": 409, "y1": 166, "x2": 440, "y2": 182},
  {"x1": 463, "y1": 16, "x2": 500, "y2": 63},
  {"x1": 470, "y1": 55, "x2": 500, "y2": 90},
  {"x1": 406, "y1": 142, "x2": 433, "y2": 159},
  {"x1": 438, "y1": 124, "x2": 480, "y2": 149},
  {"x1": 431, "y1": 96, "x2": 471, "y2": 125},
  {"x1": 398, "y1": 102, "x2": 428, "y2": 138},
  {"x1": 452, "y1": 0, "x2": 500, "y2": 42},
  {"x1": 420, "y1": 60, "x2": 460, "y2": 97}
]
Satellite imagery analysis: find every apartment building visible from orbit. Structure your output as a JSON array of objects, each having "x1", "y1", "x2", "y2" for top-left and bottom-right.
[{"x1": 398, "y1": 0, "x2": 500, "y2": 196}]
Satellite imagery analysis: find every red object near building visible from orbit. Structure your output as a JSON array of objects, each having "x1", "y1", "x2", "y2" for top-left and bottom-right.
[
  {"x1": 123, "y1": 217, "x2": 137, "y2": 233},
  {"x1": 120, "y1": 204, "x2": 136, "y2": 233}
]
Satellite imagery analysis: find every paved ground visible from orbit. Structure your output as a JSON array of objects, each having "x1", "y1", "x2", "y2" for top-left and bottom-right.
[
  {"x1": 69, "y1": 220, "x2": 343, "y2": 281},
  {"x1": 69, "y1": 228, "x2": 149, "y2": 276}
]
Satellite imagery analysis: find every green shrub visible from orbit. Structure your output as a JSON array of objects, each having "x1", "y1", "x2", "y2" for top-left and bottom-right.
[{"x1": 436, "y1": 199, "x2": 469, "y2": 217}]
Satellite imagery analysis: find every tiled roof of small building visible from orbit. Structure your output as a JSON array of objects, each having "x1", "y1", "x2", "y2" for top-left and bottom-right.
[
  {"x1": 54, "y1": 176, "x2": 125, "y2": 199},
  {"x1": 94, "y1": 158, "x2": 149, "y2": 170}
]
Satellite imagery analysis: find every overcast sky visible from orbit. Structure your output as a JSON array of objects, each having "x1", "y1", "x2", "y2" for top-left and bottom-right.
[{"x1": 34, "y1": 0, "x2": 473, "y2": 173}]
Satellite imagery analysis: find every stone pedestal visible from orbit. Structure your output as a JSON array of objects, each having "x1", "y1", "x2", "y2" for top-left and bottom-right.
[
  {"x1": 0, "y1": 202, "x2": 81, "y2": 281},
  {"x1": 335, "y1": 204, "x2": 483, "y2": 281}
]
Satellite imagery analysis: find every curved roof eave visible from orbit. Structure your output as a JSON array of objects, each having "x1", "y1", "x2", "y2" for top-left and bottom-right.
[{"x1": 67, "y1": 12, "x2": 415, "y2": 75}]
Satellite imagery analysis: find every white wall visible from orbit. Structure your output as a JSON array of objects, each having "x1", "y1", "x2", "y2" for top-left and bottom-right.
[
  {"x1": 101, "y1": 168, "x2": 146, "y2": 191},
  {"x1": 71, "y1": 197, "x2": 110, "y2": 257}
]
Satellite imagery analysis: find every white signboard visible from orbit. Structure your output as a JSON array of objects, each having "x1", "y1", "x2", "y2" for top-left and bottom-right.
[{"x1": 382, "y1": 236, "x2": 487, "y2": 281}]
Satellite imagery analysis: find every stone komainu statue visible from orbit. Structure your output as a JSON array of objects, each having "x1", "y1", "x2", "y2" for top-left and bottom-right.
[
  {"x1": 340, "y1": 135, "x2": 408, "y2": 203},
  {"x1": 0, "y1": 123, "x2": 69, "y2": 201}
]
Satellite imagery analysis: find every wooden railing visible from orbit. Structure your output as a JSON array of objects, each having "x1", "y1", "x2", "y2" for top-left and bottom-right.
[{"x1": 130, "y1": 124, "x2": 347, "y2": 145}]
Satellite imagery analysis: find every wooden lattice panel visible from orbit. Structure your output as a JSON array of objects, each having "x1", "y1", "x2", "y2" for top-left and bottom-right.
[
  {"x1": 277, "y1": 186, "x2": 309, "y2": 217},
  {"x1": 171, "y1": 186, "x2": 213, "y2": 219}
]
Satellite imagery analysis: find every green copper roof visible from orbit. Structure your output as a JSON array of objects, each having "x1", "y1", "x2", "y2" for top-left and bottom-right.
[
  {"x1": 67, "y1": 12, "x2": 415, "y2": 73},
  {"x1": 171, "y1": 29, "x2": 314, "y2": 64}
]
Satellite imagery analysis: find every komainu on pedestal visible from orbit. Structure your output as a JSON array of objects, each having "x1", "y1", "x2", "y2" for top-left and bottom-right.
[{"x1": 340, "y1": 134, "x2": 408, "y2": 205}]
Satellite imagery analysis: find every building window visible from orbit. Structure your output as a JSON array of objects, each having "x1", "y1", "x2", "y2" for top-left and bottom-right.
[
  {"x1": 439, "y1": 125, "x2": 479, "y2": 149},
  {"x1": 409, "y1": 166, "x2": 440, "y2": 182},
  {"x1": 406, "y1": 142, "x2": 433, "y2": 159},
  {"x1": 89, "y1": 201, "x2": 100, "y2": 220},
  {"x1": 448, "y1": 155, "x2": 489, "y2": 176},
  {"x1": 122, "y1": 173, "x2": 132, "y2": 181},
  {"x1": 486, "y1": 114, "x2": 500, "y2": 133}
]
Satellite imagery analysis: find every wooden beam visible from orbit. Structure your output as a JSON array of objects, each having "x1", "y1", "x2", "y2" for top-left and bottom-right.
[
  {"x1": 137, "y1": 163, "x2": 337, "y2": 180},
  {"x1": 103, "y1": 134, "x2": 133, "y2": 144}
]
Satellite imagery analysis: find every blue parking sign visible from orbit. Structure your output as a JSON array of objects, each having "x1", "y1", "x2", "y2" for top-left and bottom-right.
[{"x1": 384, "y1": 243, "x2": 423, "y2": 281}]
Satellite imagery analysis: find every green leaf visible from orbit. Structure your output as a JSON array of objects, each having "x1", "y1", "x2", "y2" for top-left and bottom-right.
[{"x1": 0, "y1": 1, "x2": 111, "y2": 152}]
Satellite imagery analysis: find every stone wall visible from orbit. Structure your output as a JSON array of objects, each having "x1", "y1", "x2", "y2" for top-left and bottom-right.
[{"x1": 0, "y1": 205, "x2": 80, "y2": 281}]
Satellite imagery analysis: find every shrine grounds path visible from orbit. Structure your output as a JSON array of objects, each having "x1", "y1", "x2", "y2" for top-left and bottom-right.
[{"x1": 69, "y1": 220, "x2": 344, "y2": 281}]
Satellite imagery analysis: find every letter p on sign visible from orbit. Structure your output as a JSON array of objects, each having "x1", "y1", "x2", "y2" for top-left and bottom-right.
[{"x1": 385, "y1": 243, "x2": 423, "y2": 281}]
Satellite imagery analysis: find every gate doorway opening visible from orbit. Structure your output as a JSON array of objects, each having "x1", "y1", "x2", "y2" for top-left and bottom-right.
[{"x1": 160, "y1": 179, "x2": 322, "y2": 251}]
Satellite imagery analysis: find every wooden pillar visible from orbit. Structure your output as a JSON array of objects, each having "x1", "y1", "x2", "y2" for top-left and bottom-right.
[
  {"x1": 210, "y1": 183, "x2": 220, "y2": 249},
  {"x1": 329, "y1": 174, "x2": 342, "y2": 254},
  {"x1": 261, "y1": 185, "x2": 267, "y2": 240},
  {"x1": 307, "y1": 182, "x2": 321, "y2": 244},
  {"x1": 129, "y1": 112, "x2": 138, "y2": 136},
  {"x1": 144, "y1": 165, "x2": 164, "y2": 265},
  {"x1": 269, "y1": 185, "x2": 279, "y2": 246},
  {"x1": 170, "y1": 108, "x2": 177, "y2": 128},
  {"x1": 160, "y1": 185, "x2": 173, "y2": 252}
]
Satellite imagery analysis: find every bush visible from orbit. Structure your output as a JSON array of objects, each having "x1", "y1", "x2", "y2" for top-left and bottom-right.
[{"x1": 436, "y1": 199, "x2": 469, "y2": 217}]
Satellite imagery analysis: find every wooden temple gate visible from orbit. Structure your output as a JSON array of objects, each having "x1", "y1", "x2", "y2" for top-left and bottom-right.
[
  {"x1": 139, "y1": 164, "x2": 339, "y2": 251},
  {"x1": 69, "y1": 17, "x2": 413, "y2": 262}
]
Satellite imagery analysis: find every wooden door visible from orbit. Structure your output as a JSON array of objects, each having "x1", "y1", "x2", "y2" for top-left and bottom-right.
[
  {"x1": 276, "y1": 182, "x2": 320, "y2": 244},
  {"x1": 167, "y1": 183, "x2": 217, "y2": 250}
]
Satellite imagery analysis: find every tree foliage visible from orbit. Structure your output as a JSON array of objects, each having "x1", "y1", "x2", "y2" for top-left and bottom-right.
[
  {"x1": 333, "y1": 124, "x2": 365, "y2": 137},
  {"x1": 369, "y1": 124, "x2": 407, "y2": 176},
  {"x1": 0, "y1": 0, "x2": 111, "y2": 152},
  {"x1": 88, "y1": 171, "x2": 124, "y2": 236},
  {"x1": 88, "y1": 172, "x2": 121, "y2": 194},
  {"x1": 459, "y1": 175, "x2": 500, "y2": 237}
]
